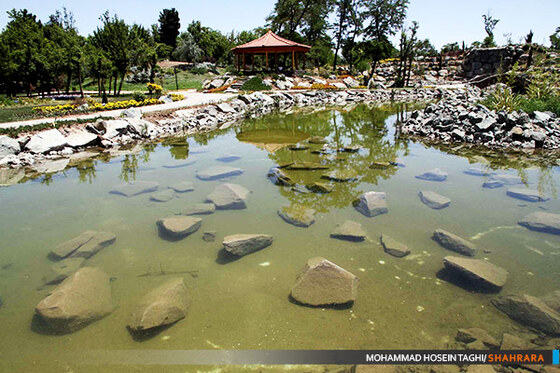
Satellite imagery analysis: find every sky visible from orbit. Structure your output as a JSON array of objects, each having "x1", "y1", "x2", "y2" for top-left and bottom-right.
[{"x1": 0, "y1": 0, "x2": 558, "y2": 49}]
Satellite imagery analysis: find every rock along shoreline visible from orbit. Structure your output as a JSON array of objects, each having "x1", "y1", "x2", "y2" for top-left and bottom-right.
[{"x1": 0, "y1": 85, "x2": 495, "y2": 185}]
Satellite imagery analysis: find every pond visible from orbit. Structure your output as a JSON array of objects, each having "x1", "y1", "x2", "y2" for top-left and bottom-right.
[{"x1": 0, "y1": 103, "x2": 559, "y2": 372}]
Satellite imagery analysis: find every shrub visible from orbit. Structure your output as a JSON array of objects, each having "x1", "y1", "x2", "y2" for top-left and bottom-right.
[
  {"x1": 486, "y1": 85, "x2": 522, "y2": 113},
  {"x1": 518, "y1": 96, "x2": 560, "y2": 116},
  {"x1": 170, "y1": 93, "x2": 185, "y2": 101},
  {"x1": 146, "y1": 82, "x2": 163, "y2": 96},
  {"x1": 241, "y1": 77, "x2": 269, "y2": 91},
  {"x1": 132, "y1": 92, "x2": 145, "y2": 102},
  {"x1": 190, "y1": 66, "x2": 208, "y2": 75}
]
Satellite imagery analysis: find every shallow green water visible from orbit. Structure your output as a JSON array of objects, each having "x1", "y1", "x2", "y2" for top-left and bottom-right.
[{"x1": 1, "y1": 103, "x2": 560, "y2": 372}]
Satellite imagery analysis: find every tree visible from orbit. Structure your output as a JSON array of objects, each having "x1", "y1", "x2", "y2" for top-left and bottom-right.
[
  {"x1": 441, "y1": 42, "x2": 460, "y2": 54},
  {"x1": 482, "y1": 12, "x2": 499, "y2": 47},
  {"x1": 158, "y1": 8, "x2": 180, "y2": 56},
  {"x1": 0, "y1": 9, "x2": 48, "y2": 96},
  {"x1": 395, "y1": 21, "x2": 418, "y2": 87},
  {"x1": 332, "y1": 0, "x2": 365, "y2": 71},
  {"x1": 362, "y1": 0, "x2": 409, "y2": 75},
  {"x1": 173, "y1": 32, "x2": 203, "y2": 62},
  {"x1": 131, "y1": 24, "x2": 168, "y2": 83},
  {"x1": 91, "y1": 12, "x2": 132, "y2": 96},
  {"x1": 550, "y1": 27, "x2": 560, "y2": 50},
  {"x1": 415, "y1": 38, "x2": 436, "y2": 57}
]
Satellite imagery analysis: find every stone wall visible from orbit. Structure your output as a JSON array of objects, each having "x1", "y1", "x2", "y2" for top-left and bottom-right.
[{"x1": 461, "y1": 47, "x2": 523, "y2": 79}]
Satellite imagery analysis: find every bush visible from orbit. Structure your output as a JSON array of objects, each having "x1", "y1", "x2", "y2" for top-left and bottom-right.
[
  {"x1": 241, "y1": 77, "x2": 269, "y2": 91},
  {"x1": 190, "y1": 66, "x2": 208, "y2": 75},
  {"x1": 146, "y1": 82, "x2": 163, "y2": 96},
  {"x1": 132, "y1": 92, "x2": 145, "y2": 102},
  {"x1": 485, "y1": 85, "x2": 522, "y2": 113},
  {"x1": 518, "y1": 96, "x2": 560, "y2": 116}
]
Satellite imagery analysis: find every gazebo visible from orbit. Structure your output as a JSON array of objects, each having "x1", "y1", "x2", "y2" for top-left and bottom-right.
[{"x1": 231, "y1": 30, "x2": 311, "y2": 73}]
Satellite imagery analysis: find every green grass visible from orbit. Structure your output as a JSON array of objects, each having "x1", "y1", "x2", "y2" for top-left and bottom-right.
[
  {"x1": 518, "y1": 96, "x2": 560, "y2": 116},
  {"x1": 84, "y1": 70, "x2": 221, "y2": 93}
]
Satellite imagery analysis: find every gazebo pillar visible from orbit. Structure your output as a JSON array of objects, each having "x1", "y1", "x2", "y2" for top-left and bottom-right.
[
  {"x1": 242, "y1": 53, "x2": 246, "y2": 72},
  {"x1": 265, "y1": 52, "x2": 269, "y2": 70},
  {"x1": 291, "y1": 50, "x2": 295, "y2": 71}
]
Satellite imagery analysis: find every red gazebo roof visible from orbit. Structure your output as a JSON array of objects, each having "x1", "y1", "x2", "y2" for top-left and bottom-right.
[{"x1": 231, "y1": 30, "x2": 311, "y2": 54}]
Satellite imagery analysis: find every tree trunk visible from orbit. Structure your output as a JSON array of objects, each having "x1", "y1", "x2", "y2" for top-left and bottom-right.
[
  {"x1": 66, "y1": 70, "x2": 72, "y2": 94},
  {"x1": 78, "y1": 65, "x2": 84, "y2": 98},
  {"x1": 113, "y1": 73, "x2": 118, "y2": 96},
  {"x1": 118, "y1": 72, "x2": 125, "y2": 96}
]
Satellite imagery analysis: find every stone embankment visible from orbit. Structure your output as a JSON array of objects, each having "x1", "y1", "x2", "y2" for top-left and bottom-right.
[
  {"x1": 401, "y1": 97, "x2": 560, "y2": 149},
  {"x1": 0, "y1": 86, "x2": 478, "y2": 173}
]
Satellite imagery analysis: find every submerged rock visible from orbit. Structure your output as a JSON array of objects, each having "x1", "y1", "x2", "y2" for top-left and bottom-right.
[
  {"x1": 418, "y1": 190, "x2": 451, "y2": 209},
  {"x1": 443, "y1": 256, "x2": 508, "y2": 290},
  {"x1": 455, "y1": 328, "x2": 500, "y2": 349},
  {"x1": 353, "y1": 191, "x2": 388, "y2": 217},
  {"x1": 290, "y1": 257, "x2": 358, "y2": 306},
  {"x1": 223, "y1": 234, "x2": 273, "y2": 256},
  {"x1": 34, "y1": 267, "x2": 113, "y2": 334},
  {"x1": 50, "y1": 230, "x2": 116, "y2": 260},
  {"x1": 150, "y1": 189, "x2": 175, "y2": 202},
  {"x1": 380, "y1": 235, "x2": 410, "y2": 257},
  {"x1": 0, "y1": 167, "x2": 25, "y2": 186},
  {"x1": 308, "y1": 136, "x2": 327, "y2": 144},
  {"x1": 286, "y1": 162, "x2": 330, "y2": 170},
  {"x1": 500, "y1": 333, "x2": 531, "y2": 350},
  {"x1": 278, "y1": 205, "x2": 316, "y2": 227},
  {"x1": 288, "y1": 144, "x2": 309, "y2": 151},
  {"x1": 206, "y1": 183, "x2": 250, "y2": 210},
  {"x1": 321, "y1": 169, "x2": 358, "y2": 182},
  {"x1": 196, "y1": 166, "x2": 244, "y2": 181},
  {"x1": 307, "y1": 182, "x2": 333, "y2": 193},
  {"x1": 541, "y1": 290, "x2": 560, "y2": 312},
  {"x1": 162, "y1": 159, "x2": 197, "y2": 169},
  {"x1": 489, "y1": 174, "x2": 523, "y2": 185},
  {"x1": 42, "y1": 258, "x2": 85, "y2": 286},
  {"x1": 506, "y1": 188, "x2": 549, "y2": 202},
  {"x1": 416, "y1": 168, "x2": 448, "y2": 182},
  {"x1": 433, "y1": 229, "x2": 477, "y2": 256},
  {"x1": 157, "y1": 217, "x2": 202, "y2": 238},
  {"x1": 216, "y1": 154, "x2": 241, "y2": 162},
  {"x1": 464, "y1": 167, "x2": 494, "y2": 177},
  {"x1": 482, "y1": 180, "x2": 504, "y2": 189},
  {"x1": 492, "y1": 294, "x2": 560, "y2": 336},
  {"x1": 202, "y1": 231, "x2": 216, "y2": 242},
  {"x1": 268, "y1": 167, "x2": 295, "y2": 186},
  {"x1": 127, "y1": 278, "x2": 189, "y2": 333},
  {"x1": 330, "y1": 221, "x2": 367, "y2": 242},
  {"x1": 110, "y1": 181, "x2": 159, "y2": 197},
  {"x1": 182, "y1": 203, "x2": 216, "y2": 216},
  {"x1": 168, "y1": 181, "x2": 194, "y2": 193},
  {"x1": 518, "y1": 212, "x2": 560, "y2": 235}
]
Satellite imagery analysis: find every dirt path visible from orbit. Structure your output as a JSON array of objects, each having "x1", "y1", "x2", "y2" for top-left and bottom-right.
[{"x1": 0, "y1": 91, "x2": 235, "y2": 130}]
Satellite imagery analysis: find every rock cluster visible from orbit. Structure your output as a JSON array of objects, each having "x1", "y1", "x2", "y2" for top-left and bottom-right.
[{"x1": 402, "y1": 97, "x2": 560, "y2": 149}]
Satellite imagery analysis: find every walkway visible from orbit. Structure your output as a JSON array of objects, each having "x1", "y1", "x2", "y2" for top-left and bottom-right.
[{"x1": 0, "y1": 91, "x2": 235, "y2": 130}]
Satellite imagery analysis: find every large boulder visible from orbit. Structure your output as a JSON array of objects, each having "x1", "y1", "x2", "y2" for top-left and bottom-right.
[
  {"x1": 157, "y1": 216, "x2": 202, "y2": 239},
  {"x1": 110, "y1": 181, "x2": 159, "y2": 197},
  {"x1": 443, "y1": 256, "x2": 508, "y2": 290},
  {"x1": 518, "y1": 212, "x2": 560, "y2": 235},
  {"x1": 277, "y1": 205, "x2": 316, "y2": 227},
  {"x1": 491, "y1": 294, "x2": 560, "y2": 336},
  {"x1": 0, "y1": 135, "x2": 20, "y2": 158},
  {"x1": 416, "y1": 168, "x2": 448, "y2": 182},
  {"x1": 290, "y1": 257, "x2": 358, "y2": 306},
  {"x1": 206, "y1": 183, "x2": 250, "y2": 209},
  {"x1": 343, "y1": 76, "x2": 360, "y2": 88},
  {"x1": 418, "y1": 191, "x2": 451, "y2": 209},
  {"x1": 506, "y1": 188, "x2": 549, "y2": 202},
  {"x1": 42, "y1": 258, "x2": 85, "y2": 286},
  {"x1": 433, "y1": 229, "x2": 477, "y2": 256},
  {"x1": 65, "y1": 131, "x2": 99, "y2": 148},
  {"x1": 127, "y1": 278, "x2": 189, "y2": 333},
  {"x1": 100, "y1": 119, "x2": 129, "y2": 139},
  {"x1": 49, "y1": 230, "x2": 116, "y2": 260},
  {"x1": 34, "y1": 267, "x2": 113, "y2": 333},
  {"x1": 330, "y1": 221, "x2": 367, "y2": 242},
  {"x1": 353, "y1": 192, "x2": 388, "y2": 217},
  {"x1": 196, "y1": 166, "x2": 244, "y2": 181},
  {"x1": 223, "y1": 234, "x2": 273, "y2": 256},
  {"x1": 25, "y1": 129, "x2": 67, "y2": 153},
  {"x1": 380, "y1": 235, "x2": 410, "y2": 258}
]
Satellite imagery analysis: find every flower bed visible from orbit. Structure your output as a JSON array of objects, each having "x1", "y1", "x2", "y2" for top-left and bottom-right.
[{"x1": 32, "y1": 98, "x2": 160, "y2": 115}]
